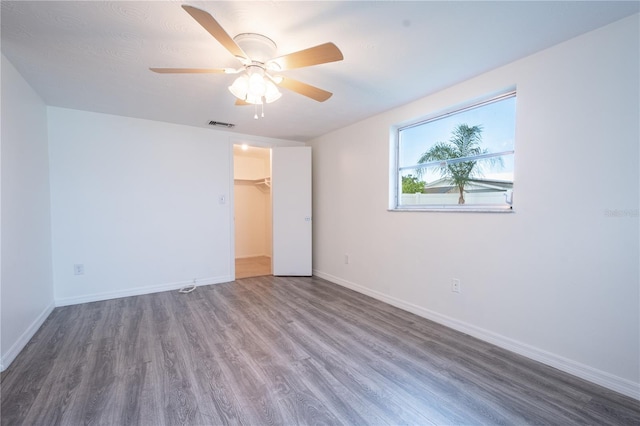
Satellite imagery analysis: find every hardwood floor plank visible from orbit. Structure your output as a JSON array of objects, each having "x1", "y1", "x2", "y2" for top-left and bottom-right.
[
  {"x1": 172, "y1": 291, "x2": 253, "y2": 425},
  {"x1": 583, "y1": 393, "x2": 640, "y2": 425},
  {"x1": 292, "y1": 357, "x2": 387, "y2": 425},
  {"x1": 235, "y1": 256, "x2": 272, "y2": 279},
  {"x1": 151, "y1": 293, "x2": 206, "y2": 426},
  {"x1": 281, "y1": 290, "x2": 488, "y2": 424},
  {"x1": 0, "y1": 306, "x2": 86, "y2": 425},
  {"x1": 191, "y1": 288, "x2": 290, "y2": 425},
  {"x1": 283, "y1": 320, "x2": 438, "y2": 424},
  {"x1": 264, "y1": 363, "x2": 343, "y2": 425},
  {"x1": 206, "y1": 289, "x2": 344, "y2": 424},
  {"x1": 2, "y1": 275, "x2": 639, "y2": 425}
]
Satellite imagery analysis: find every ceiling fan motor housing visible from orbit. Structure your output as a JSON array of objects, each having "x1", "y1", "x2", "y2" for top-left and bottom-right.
[{"x1": 233, "y1": 33, "x2": 278, "y2": 66}]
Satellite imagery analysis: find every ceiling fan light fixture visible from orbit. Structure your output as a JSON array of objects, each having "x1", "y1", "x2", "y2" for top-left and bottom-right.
[
  {"x1": 247, "y1": 72, "x2": 267, "y2": 98},
  {"x1": 245, "y1": 93, "x2": 263, "y2": 105},
  {"x1": 228, "y1": 74, "x2": 249, "y2": 100},
  {"x1": 229, "y1": 67, "x2": 282, "y2": 106},
  {"x1": 264, "y1": 80, "x2": 282, "y2": 103}
]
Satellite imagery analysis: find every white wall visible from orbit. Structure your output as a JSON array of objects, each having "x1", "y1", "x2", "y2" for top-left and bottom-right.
[
  {"x1": 310, "y1": 15, "x2": 640, "y2": 398},
  {"x1": 1, "y1": 54, "x2": 55, "y2": 370},
  {"x1": 48, "y1": 108, "x2": 300, "y2": 305},
  {"x1": 48, "y1": 108, "x2": 234, "y2": 304}
]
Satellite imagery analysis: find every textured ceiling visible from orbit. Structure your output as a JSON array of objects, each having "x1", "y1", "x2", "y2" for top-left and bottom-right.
[{"x1": 2, "y1": 1, "x2": 638, "y2": 141}]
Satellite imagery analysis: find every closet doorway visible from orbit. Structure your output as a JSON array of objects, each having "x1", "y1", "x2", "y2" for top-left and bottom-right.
[{"x1": 233, "y1": 144, "x2": 272, "y2": 279}]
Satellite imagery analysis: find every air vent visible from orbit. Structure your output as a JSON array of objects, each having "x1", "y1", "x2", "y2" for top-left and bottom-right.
[{"x1": 208, "y1": 120, "x2": 235, "y2": 128}]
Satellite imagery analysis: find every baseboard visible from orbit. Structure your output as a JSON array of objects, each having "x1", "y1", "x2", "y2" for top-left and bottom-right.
[
  {"x1": 313, "y1": 269, "x2": 640, "y2": 401},
  {"x1": 0, "y1": 301, "x2": 55, "y2": 372},
  {"x1": 235, "y1": 254, "x2": 272, "y2": 259},
  {"x1": 55, "y1": 275, "x2": 233, "y2": 307}
]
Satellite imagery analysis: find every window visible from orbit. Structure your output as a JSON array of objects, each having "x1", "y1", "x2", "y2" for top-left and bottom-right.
[{"x1": 392, "y1": 91, "x2": 516, "y2": 212}]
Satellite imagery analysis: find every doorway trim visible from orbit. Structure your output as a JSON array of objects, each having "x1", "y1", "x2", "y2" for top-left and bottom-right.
[{"x1": 228, "y1": 136, "x2": 305, "y2": 281}]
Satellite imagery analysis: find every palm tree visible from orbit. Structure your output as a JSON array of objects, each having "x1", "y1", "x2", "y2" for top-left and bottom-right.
[{"x1": 416, "y1": 124, "x2": 488, "y2": 204}]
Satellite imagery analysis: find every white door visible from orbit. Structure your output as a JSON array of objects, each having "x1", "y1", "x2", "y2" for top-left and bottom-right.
[{"x1": 271, "y1": 146, "x2": 312, "y2": 276}]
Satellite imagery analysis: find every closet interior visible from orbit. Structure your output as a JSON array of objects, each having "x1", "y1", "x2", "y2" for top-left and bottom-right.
[{"x1": 233, "y1": 145, "x2": 272, "y2": 279}]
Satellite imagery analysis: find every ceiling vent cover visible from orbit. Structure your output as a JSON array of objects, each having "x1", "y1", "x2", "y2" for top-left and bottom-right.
[{"x1": 208, "y1": 120, "x2": 235, "y2": 128}]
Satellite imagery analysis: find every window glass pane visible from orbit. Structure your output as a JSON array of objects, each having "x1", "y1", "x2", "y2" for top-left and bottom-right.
[{"x1": 396, "y1": 93, "x2": 516, "y2": 210}]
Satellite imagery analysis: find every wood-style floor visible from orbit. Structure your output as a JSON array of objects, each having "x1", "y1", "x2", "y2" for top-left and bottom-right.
[
  {"x1": 1, "y1": 276, "x2": 639, "y2": 425},
  {"x1": 235, "y1": 256, "x2": 271, "y2": 279}
]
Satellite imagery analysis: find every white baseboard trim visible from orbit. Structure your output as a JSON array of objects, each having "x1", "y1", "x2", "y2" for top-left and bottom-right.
[
  {"x1": 313, "y1": 269, "x2": 640, "y2": 401},
  {"x1": 235, "y1": 254, "x2": 271, "y2": 259},
  {"x1": 55, "y1": 275, "x2": 233, "y2": 307},
  {"x1": 0, "y1": 301, "x2": 55, "y2": 372}
]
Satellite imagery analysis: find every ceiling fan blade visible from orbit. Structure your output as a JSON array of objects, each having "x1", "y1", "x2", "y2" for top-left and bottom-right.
[
  {"x1": 278, "y1": 77, "x2": 333, "y2": 102},
  {"x1": 150, "y1": 68, "x2": 227, "y2": 74},
  {"x1": 181, "y1": 5, "x2": 248, "y2": 61},
  {"x1": 235, "y1": 98, "x2": 251, "y2": 106},
  {"x1": 269, "y1": 43, "x2": 343, "y2": 71}
]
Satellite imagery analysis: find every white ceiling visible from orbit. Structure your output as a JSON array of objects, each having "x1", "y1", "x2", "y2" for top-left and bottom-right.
[{"x1": 2, "y1": 1, "x2": 638, "y2": 142}]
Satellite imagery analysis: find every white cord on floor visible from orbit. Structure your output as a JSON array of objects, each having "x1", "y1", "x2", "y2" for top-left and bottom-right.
[{"x1": 179, "y1": 284, "x2": 197, "y2": 294}]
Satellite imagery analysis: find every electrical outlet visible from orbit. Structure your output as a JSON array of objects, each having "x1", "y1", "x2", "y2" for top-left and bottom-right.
[
  {"x1": 451, "y1": 278, "x2": 461, "y2": 293},
  {"x1": 74, "y1": 264, "x2": 84, "y2": 275}
]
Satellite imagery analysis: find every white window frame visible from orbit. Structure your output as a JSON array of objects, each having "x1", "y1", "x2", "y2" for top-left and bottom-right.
[{"x1": 389, "y1": 90, "x2": 516, "y2": 213}]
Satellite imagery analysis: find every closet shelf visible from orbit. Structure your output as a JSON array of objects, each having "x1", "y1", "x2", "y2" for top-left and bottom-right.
[{"x1": 234, "y1": 177, "x2": 271, "y2": 188}]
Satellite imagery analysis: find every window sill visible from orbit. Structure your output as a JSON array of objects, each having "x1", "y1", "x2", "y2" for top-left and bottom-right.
[{"x1": 389, "y1": 206, "x2": 514, "y2": 213}]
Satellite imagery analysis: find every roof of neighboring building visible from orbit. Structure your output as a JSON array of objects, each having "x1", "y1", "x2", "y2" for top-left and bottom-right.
[{"x1": 423, "y1": 178, "x2": 513, "y2": 194}]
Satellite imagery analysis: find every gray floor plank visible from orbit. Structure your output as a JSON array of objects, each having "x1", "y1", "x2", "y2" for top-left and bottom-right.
[{"x1": 2, "y1": 276, "x2": 639, "y2": 425}]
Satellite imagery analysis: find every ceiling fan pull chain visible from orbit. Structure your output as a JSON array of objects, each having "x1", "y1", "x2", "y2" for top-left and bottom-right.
[
  {"x1": 261, "y1": 102, "x2": 265, "y2": 118},
  {"x1": 254, "y1": 103, "x2": 258, "y2": 120}
]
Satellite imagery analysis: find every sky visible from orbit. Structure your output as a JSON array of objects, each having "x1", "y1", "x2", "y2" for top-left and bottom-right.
[{"x1": 399, "y1": 94, "x2": 516, "y2": 183}]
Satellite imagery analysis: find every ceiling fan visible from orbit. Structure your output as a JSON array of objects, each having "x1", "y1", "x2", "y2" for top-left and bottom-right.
[{"x1": 150, "y1": 5, "x2": 344, "y2": 112}]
